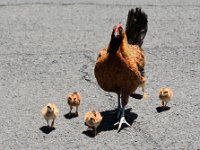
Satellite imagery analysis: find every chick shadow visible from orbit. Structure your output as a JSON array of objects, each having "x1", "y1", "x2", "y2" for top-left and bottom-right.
[
  {"x1": 82, "y1": 108, "x2": 138, "y2": 137},
  {"x1": 156, "y1": 106, "x2": 170, "y2": 113},
  {"x1": 40, "y1": 126, "x2": 55, "y2": 134},
  {"x1": 64, "y1": 113, "x2": 78, "y2": 119},
  {"x1": 82, "y1": 125, "x2": 96, "y2": 138}
]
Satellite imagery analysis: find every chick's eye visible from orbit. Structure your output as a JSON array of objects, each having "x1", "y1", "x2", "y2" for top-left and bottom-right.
[{"x1": 164, "y1": 91, "x2": 168, "y2": 94}]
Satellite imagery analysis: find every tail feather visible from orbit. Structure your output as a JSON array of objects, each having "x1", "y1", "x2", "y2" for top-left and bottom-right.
[{"x1": 126, "y1": 8, "x2": 148, "y2": 46}]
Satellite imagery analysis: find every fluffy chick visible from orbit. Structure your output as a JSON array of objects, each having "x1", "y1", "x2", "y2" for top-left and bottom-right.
[
  {"x1": 158, "y1": 87, "x2": 173, "y2": 107},
  {"x1": 84, "y1": 111, "x2": 103, "y2": 136},
  {"x1": 66, "y1": 92, "x2": 81, "y2": 116},
  {"x1": 41, "y1": 103, "x2": 59, "y2": 127}
]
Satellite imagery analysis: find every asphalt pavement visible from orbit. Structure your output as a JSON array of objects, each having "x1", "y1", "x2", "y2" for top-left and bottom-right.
[{"x1": 0, "y1": 0, "x2": 200, "y2": 149}]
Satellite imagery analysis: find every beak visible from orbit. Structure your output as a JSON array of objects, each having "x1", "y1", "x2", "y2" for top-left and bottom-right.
[
  {"x1": 114, "y1": 32, "x2": 120, "y2": 38},
  {"x1": 47, "y1": 106, "x2": 51, "y2": 111}
]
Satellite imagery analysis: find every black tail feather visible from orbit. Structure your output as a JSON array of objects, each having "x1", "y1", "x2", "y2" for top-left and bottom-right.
[{"x1": 126, "y1": 8, "x2": 148, "y2": 46}]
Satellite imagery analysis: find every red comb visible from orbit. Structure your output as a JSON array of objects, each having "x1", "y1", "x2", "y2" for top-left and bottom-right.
[{"x1": 116, "y1": 23, "x2": 123, "y2": 28}]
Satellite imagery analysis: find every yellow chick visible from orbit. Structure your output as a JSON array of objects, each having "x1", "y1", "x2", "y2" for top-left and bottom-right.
[
  {"x1": 41, "y1": 103, "x2": 59, "y2": 127},
  {"x1": 158, "y1": 87, "x2": 173, "y2": 107},
  {"x1": 66, "y1": 92, "x2": 81, "y2": 116},
  {"x1": 84, "y1": 111, "x2": 103, "y2": 136}
]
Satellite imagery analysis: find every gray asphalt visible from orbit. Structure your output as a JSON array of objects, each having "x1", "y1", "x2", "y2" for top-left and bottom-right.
[{"x1": 0, "y1": 0, "x2": 200, "y2": 149}]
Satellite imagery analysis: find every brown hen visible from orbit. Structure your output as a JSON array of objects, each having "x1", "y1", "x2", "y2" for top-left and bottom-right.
[{"x1": 94, "y1": 8, "x2": 148, "y2": 131}]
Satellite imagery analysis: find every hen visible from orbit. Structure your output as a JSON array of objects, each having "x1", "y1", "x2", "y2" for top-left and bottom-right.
[{"x1": 94, "y1": 8, "x2": 148, "y2": 131}]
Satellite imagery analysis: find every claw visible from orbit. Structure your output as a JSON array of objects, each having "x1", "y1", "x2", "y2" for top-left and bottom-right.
[
  {"x1": 115, "y1": 93, "x2": 131, "y2": 132},
  {"x1": 114, "y1": 116, "x2": 131, "y2": 132}
]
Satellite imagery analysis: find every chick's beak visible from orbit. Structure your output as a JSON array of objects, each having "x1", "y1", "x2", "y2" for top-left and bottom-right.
[{"x1": 47, "y1": 106, "x2": 51, "y2": 111}]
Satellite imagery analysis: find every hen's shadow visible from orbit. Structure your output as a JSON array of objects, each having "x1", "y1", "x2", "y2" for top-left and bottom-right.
[
  {"x1": 130, "y1": 93, "x2": 143, "y2": 100},
  {"x1": 40, "y1": 126, "x2": 55, "y2": 134},
  {"x1": 64, "y1": 113, "x2": 78, "y2": 119},
  {"x1": 99, "y1": 108, "x2": 138, "y2": 132},
  {"x1": 156, "y1": 106, "x2": 170, "y2": 113}
]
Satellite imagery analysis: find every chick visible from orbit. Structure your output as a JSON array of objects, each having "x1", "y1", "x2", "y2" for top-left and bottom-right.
[
  {"x1": 84, "y1": 111, "x2": 103, "y2": 136},
  {"x1": 41, "y1": 103, "x2": 59, "y2": 127},
  {"x1": 158, "y1": 87, "x2": 173, "y2": 107},
  {"x1": 66, "y1": 92, "x2": 81, "y2": 116}
]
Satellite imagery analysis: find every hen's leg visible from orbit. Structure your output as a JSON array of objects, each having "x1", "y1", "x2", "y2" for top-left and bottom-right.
[
  {"x1": 114, "y1": 93, "x2": 131, "y2": 132},
  {"x1": 117, "y1": 93, "x2": 122, "y2": 119},
  {"x1": 116, "y1": 106, "x2": 131, "y2": 132},
  {"x1": 117, "y1": 93, "x2": 121, "y2": 110}
]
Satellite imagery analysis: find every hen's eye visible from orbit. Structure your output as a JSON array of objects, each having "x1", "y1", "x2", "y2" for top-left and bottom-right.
[{"x1": 119, "y1": 27, "x2": 123, "y2": 32}]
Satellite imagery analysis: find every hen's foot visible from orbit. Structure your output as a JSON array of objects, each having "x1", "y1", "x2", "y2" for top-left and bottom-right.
[{"x1": 114, "y1": 116, "x2": 131, "y2": 132}]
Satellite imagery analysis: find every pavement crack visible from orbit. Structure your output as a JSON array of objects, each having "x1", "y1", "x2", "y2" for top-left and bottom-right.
[
  {"x1": 78, "y1": 53, "x2": 96, "y2": 84},
  {"x1": 79, "y1": 63, "x2": 95, "y2": 84}
]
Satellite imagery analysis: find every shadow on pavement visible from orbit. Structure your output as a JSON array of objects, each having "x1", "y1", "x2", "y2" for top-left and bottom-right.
[
  {"x1": 82, "y1": 108, "x2": 138, "y2": 138},
  {"x1": 64, "y1": 113, "x2": 78, "y2": 119},
  {"x1": 40, "y1": 126, "x2": 55, "y2": 134},
  {"x1": 130, "y1": 93, "x2": 143, "y2": 100},
  {"x1": 82, "y1": 127, "x2": 96, "y2": 138},
  {"x1": 156, "y1": 106, "x2": 170, "y2": 113}
]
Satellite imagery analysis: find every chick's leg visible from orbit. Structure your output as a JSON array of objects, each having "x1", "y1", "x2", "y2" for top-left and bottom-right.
[
  {"x1": 165, "y1": 102, "x2": 168, "y2": 107},
  {"x1": 94, "y1": 127, "x2": 97, "y2": 136},
  {"x1": 75, "y1": 106, "x2": 79, "y2": 116},
  {"x1": 47, "y1": 119, "x2": 49, "y2": 127},
  {"x1": 69, "y1": 106, "x2": 73, "y2": 116},
  {"x1": 51, "y1": 119, "x2": 54, "y2": 127},
  {"x1": 115, "y1": 93, "x2": 131, "y2": 132},
  {"x1": 161, "y1": 101, "x2": 164, "y2": 106}
]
